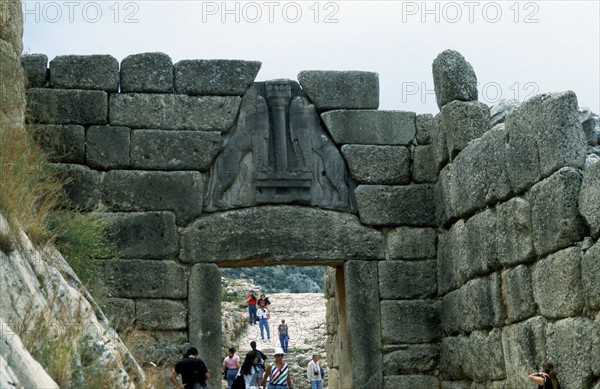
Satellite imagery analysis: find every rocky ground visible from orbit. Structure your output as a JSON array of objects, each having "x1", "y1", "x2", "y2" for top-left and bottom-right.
[{"x1": 220, "y1": 292, "x2": 327, "y2": 389}]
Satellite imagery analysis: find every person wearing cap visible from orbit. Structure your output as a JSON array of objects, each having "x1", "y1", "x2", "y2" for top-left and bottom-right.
[
  {"x1": 262, "y1": 347, "x2": 292, "y2": 389},
  {"x1": 246, "y1": 290, "x2": 257, "y2": 325},
  {"x1": 307, "y1": 354, "x2": 324, "y2": 389}
]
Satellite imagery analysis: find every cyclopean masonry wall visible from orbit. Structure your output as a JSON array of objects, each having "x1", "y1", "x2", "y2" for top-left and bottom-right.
[{"x1": 21, "y1": 49, "x2": 600, "y2": 388}]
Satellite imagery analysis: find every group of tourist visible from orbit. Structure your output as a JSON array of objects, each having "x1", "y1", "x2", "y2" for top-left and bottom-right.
[{"x1": 246, "y1": 290, "x2": 289, "y2": 352}]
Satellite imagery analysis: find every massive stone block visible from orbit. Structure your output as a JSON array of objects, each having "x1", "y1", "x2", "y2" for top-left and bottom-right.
[
  {"x1": 464, "y1": 329, "x2": 506, "y2": 382},
  {"x1": 580, "y1": 161, "x2": 600, "y2": 239},
  {"x1": 102, "y1": 170, "x2": 203, "y2": 225},
  {"x1": 341, "y1": 145, "x2": 410, "y2": 184},
  {"x1": 26, "y1": 88, "x2": 108, "y2": 125},
  {"x1": 105, "y1": 211, "x2": 178, "y2": 259},
  {"x1": 594, "y1": 313, "x2": 600, "y2": 376},
  {"x1": 0, "y1": 40, "x2": 25, "y2": 128},
  {"x1": 501, "y1": 265, "x2": 536, "y2": 324},
  {"x1": 530, "y1": 167, "x2": 586, "y2": 257},
  {"x1": 131, "y1": 129, "x2": 222, "y2": 171},
  {"x1": 379, "y1": 260, "x2": 437, "y2": 299},
  {"x1": 439, "y1": 100, "x2": 490, "y2": 159},
  {"x1": 386, "y1": 227, "x2": 437, "y2": 260},
  {"x1": 180, "y1": 206, "x2": 384, "y2": 263},
  {"x1": 344, "y1": 261, "x2": 382, "y2": 388},
  {"x1": 382, "y1": 344, "x2": 439, "y2": 375},
  {"x1": 437, "y1": 220, "x2": 467, "y2": 295},
  {"x1": 136, "y1": 299, "x2": 187, "y2": 330},
  {"x1": 0, "y1": 0, "x2": 23, "y2": 54},
  {"x1": 432, "y1": 50, "x2": 478, "y2": 109},
  {"x1": 505, "y1": 91, "x2": 586, "y2": 193},
  {"x1": 501, "y1": 316, "x2": 547, "y2": 389},
  {"x1": 381, "y1": 300, "x2": 441, "y2": 344},
  {"x1": 582, "y1": 241, "x2": 600, "y2": 310},
  {"x1": 432, "y1": 113, "x2": 449, "y2": 169},
  {"x1": 97, "y1": 259, "x2": 187, "y2": 298},
  {"x1": 120, "y1": 52, "x2": 174, "y2": 93},
  {"x1": 21, "y1": 54, "x2": 47, "y2": 88},
  {"x1": 321, "y1": 110, "x2": 415, "y2": 145},
  {"x1": 496, "y1": 197, "x2": 535, "y2": 266},
  {"x1": 384, "y1": 375, "x2": 439, "y2": 389},
  {"x1": 355, "y1": 184, "x2": 435, "y2": 226},
  {"x1": 127, "y1": 330, "x2": 188, "y2": 366},
  {"x1": 29, "y1": 124, "x2": 85, "y2": 163},
  {"x1": 546, "y1": 317, "x2": 595, "y2": 389},
  {"x1": 49, "y1": 55, "x2": 119, "y2": 92},
  {"x1": 416, "y1": 113, "x2": 434, "y2": 145},
  {"x1": 99, "y1": 298, "x2": 135, "y2": 331},
  {"x1": 59, "y1": 164, "x2": 102, "y2": 211},
  {"x1": 413, "y1": 145, "x2": 438, "y2": 184},
  {"x1": 440, "y1": 336, "x2": 468, "y2": 380},
  {"x1": 464, "y1": 208, "x2": 499, "y2": 281},
  {"x1": 298, "y1": 70, "x2": 379, "y2": 110},
  {"x1": 109, "y1": 93, "x2": 241, "y2": 131},
  {"x1": 174, "y1": 59, "x2": 261, "y2": 95},
  {"x1": 532, "y1": 247, "x2": 583, "y2": 319},
  {"x1": 86, "y1": 125, "x2": 131, "y2": 169}
]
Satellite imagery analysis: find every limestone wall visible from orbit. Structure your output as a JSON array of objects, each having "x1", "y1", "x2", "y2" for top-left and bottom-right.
[{"x1": 19, "y1": 48, "x2": 600, "y2": 389}]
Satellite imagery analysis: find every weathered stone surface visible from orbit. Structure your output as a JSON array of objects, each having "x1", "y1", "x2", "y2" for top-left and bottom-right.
[
  {"x1": 321, "y1": 110, "x2": 415, "y2": 145},
  {"x1": 490, "y1": 98, "x2": 520, "y2": 127},
  {"x1": 439, "y1": 100, "x2": 490, "y2": 159},
  {"x1": 413, "y1": 145, "x2": 438, "y2": 183},
  {"x1": 435, "y1": 164, "x2": 455, "y2": 226},
  {"x1": 326, "y1": 333, "x2": 340, "y2": 368},
  {"x1": 136, "y1": 299, "x2": 187, "y2": 330},
  {"x1": 50, "y1": 55, "x2": 119, "y2": 91},
  {"x1": 440, "y1": 336, "x2": 468, "y2": 380},
  {"x1": 505, "y1": 91, "x2": 586, "y2": 193},
  {"x1": 379, "y1": 260, "x2": 437, "y2": 299},
  {"x1": 546, "y1": 317, "x2": 595, "y2": 389},
  {"x1": 21, "y1": 54, "x2": 48, "y2": 88},
  {"x1": 100, "y1": 298, "x2": 135, "y2": 331},
  {"x1": 345, "y1": 261, "x2": 382, "y2": 388},
  {"x1": 97, "y1": 259, "x2": 187, "y2": 299},
  {"x1": 381, "y1": 300, "x2": 441, "y2": 344},
  {"x1": 432, "y1": 113, "x2": 449, "y2": 169},
  {"x1": 501, "y1": 316, "x2": 547, "y2": 389},
  {"x1": 532, "y1": 247, "x2": 583, "y2": 319},
  {"x1": 189, "y1": 263, "x2": 222, "y2": 383},
  {"x1": 464, "y1": 329, "x2": 506, "y2": 381},
  {"x1": 59, "y1": 163, "x2": 103, "y2": 211},
  {"x1": 326, "y1": 297, "x2": 338, "y2": 335},
  {"x1": 432, "y1": 50, "x2": 478, "y2": 109},
  {"x1": 104, "y1": 212, "x2": 178, "y2": 259},
  {"x1": 386, "y1": 227, "x2": 437, "y2": 260},
  {"x1": 0, "y1": 40, "x2": 25, "y2": 127},
  {"x1": 298, "y1": 71, "x2": 379, "y2": 110},
  {"x1": 442, "y1": 273, "x2": 506, "y2": 334},
  {"x1": 496, "y1": 197, "x2": 535, "y2": 266},
  {"x1": 120, "y1": 52, "x2": 173, "y2": 93},
  {"x1": 355, "y1": 184, "x2": 435, "y2": 226},
  {"x1": 530, "y1": 167, "x2": 586, "y2": 257},
  {"x1": 127, "y1": 330, "x2": 188, "y2": 366},
  {"x1": 0, "y1": 0, "x2": 23, "y2": 54},
  {"x1": 26, "y1": 88, "x2": 108, "y2": 125},
  {"x1": 593, "y1": 313, "x2": 600, "y2": 376},
  {"x1": 463, "y1": 208, "x2": 499, "y2": 280},
  {"x1": 180, "y1": 206, "x2": 383, "y2": 263},
  {"x1": 29, "y1": 124, "x2": 85, "y2": 163},
  {"x1": 86, "y1": 125, "x2": 131, "y2": 169},
  {"x1": 131, "y1": 130, "x2": 222, "y2": 171},
  {"x1": 580, "y1": 161, "x2": 600, "y2": 239},
  {"x1": 437, "y1": 220, "x2": 467, "y2": 295},
  {"x1": 416, "y1": 113, "x2": 434, "y2": 145},
  {"x1": 382, "y1": 344, "x2": 439, "y2": 375},
  {"x1": 174, "y1": 59, "x2": 261, "y2": 95},
  {"x1": 582, "y1": 241, "x2": 600, "y2": 310},
  {"x1": 102, "y1": 170, "x2": 203, "y2": 225},
  {"x1": 441, "y1": 381, "x2": 471, "y2": 389},
  {"x1": 384, "y1": 375, "x2": 439, "y2": 389},
  {"x1": 341, "y1": 145, "x2": 410, "y2": 184},
  {"x1": 501, "y1": 265, "x2": 536, "y2": 324},
  {"x1": 109, "y1": 93, "x2": 241, "y2": 131}
]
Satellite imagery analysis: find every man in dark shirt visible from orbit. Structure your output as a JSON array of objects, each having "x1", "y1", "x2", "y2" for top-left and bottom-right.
[{"x1": 169, "y1": 347, "x2": 210, "y2": 388}]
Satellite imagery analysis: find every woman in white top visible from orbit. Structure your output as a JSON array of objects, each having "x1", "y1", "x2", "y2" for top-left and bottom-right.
[{"x1": 240, "y1": 350, "x2": 262, "y2": 389}]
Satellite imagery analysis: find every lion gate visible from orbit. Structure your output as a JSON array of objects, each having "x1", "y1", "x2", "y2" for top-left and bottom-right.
[{"x1": 22, "y1": 50, "x2": 600, "y2": 388}]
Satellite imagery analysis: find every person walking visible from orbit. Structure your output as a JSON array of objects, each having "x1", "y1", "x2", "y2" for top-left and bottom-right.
[
  {"x1": 223, "y1": 347, "x2": 241, "y2": 389},
  {"x1": 306, "y1": 354, "x2": 323, "y2": 389},
  {"x1": 263, "y1": 347, "x2": 292, "y2": 389},
  {"x1": 257, "y1": 302, "x2": 270, "y2": 342},
  {"x1": 238, "y1": 350, "x2": 263, "y2": 389},
  {"x1": 278, "y1": 319, "x2": 289, "y2": 353},
  {"x1": 246, "y1": 290, "x2": 257, "y2": 325},
  {"x1": 250, "y1": 341, "x2": 268, "y2": 380},
  {"x1": 169, "y1": 347, "x2": 210, "y2": 389}
]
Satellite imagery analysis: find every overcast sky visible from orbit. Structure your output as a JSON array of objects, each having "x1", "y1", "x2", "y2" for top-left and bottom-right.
[{"x1": 22, "y1": 1, "x2": 600, "y2": 114}]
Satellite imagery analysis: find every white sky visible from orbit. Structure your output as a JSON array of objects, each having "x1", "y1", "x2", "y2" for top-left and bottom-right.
[{"x1": 22, "y1": 0, "x2": 600, "y2": 114}]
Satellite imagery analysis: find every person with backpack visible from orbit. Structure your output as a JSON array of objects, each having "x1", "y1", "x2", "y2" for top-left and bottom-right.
[
  {"x1": 250, "y1": 341, "x2": 267, "y2": 380},
  {"x1": 169, "y1": 347, "x2": 210, "y2": 389},
  {"x1": 232, "y1": 350, "x2": 262, "y2": 389},
  {"x1": 528, "y1": 360, "x2": 561, "y2": 389}
]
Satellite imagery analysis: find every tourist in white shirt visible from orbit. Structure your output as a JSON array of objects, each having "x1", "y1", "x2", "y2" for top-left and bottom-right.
[
  {"x1": 307, "y1": 354, "x2": 323, "y2": 389},
  {"x1": 257, "y1": 302, "x2": 270, "y2": 341}
]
